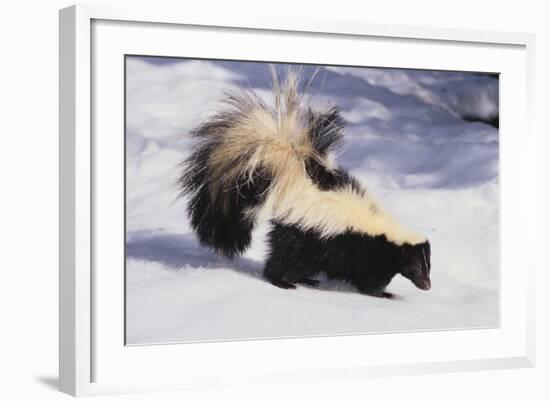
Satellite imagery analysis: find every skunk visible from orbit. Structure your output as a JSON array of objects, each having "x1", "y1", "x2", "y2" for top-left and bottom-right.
[{"x1": 179, "y1": 69, "x2": 431, "y2": 297}]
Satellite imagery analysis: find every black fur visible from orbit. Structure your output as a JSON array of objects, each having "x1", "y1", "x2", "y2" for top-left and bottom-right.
[
  {"x1": 180, "y1": 141, "x2": 273, "y2": 258},
  {"x1": 179, "y1": 80, "x2": 432, "y2": 296},
  {"x1": 305, "y1": 161, "x2": 365, "y2": 194},
  {"x1": 304, "y1": 107, "x2": 365, "y2": 194},
  {"x1": 178, "y1": 90, "x2": 348, "y2": 258},
  {"x1": 307, "y1": 107, "x2": 345, "y2": 156},
  {"x1": 264, "y1": 223, "x2": 431, "y2": 296}
]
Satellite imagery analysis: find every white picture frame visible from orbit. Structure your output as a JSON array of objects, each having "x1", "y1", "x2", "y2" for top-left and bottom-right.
[{"x1": 59, "y1": 4, "x2": 536, "y2": 397}]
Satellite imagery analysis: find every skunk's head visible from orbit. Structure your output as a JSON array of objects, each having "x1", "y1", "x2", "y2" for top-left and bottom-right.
[{"x1": 399, "y1": 241, "x2": 431, "y2": 291}]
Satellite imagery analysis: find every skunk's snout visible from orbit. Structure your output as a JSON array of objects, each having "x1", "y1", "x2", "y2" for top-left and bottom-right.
[
  {"x1": 419, "y1": 278, "x2": 431, "y2": 290},
  {"x1": 413, "y1": 277, "x2": 431, "y2": 291}
]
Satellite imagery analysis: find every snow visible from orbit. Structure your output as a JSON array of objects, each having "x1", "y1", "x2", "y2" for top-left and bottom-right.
[{"x1": 125, "y1": 56, "x2": 499, "y2": 344}]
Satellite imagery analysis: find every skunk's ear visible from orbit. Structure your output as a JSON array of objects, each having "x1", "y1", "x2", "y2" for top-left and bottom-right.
[
  {"x1": 424, "y1": 241, "x2": 431, "y2": 274},
  {"x1": 428, "y1": 241, "x2": 432, "y2": 261},
  {"x1": 416, "y1": 242, "x2": 431, "y2": 290}
]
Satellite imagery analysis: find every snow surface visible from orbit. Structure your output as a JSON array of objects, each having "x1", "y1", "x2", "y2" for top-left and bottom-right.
[{"x1": 125, "y1": 56, "x2": 499, "y2": 344}]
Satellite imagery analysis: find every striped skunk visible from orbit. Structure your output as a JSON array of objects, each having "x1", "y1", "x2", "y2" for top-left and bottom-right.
[{"x1": 179, "y1": 69, "x2": 431, "y2": 297}]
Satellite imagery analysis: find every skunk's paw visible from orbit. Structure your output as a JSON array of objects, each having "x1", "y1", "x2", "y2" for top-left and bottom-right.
[
  {"x1": 360, "y1": 289, "x2": 394, "y2": 299},
  {"x1": 267, "y1": 278, "x2": 297, "y2": 290},
  {"x1": 297, "y1": 278, "x2": 320, "y2": 287}
]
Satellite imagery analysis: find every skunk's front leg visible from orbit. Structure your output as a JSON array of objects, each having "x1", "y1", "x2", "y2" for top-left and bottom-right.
[
  {"x1": 353, "y1": 270, "x2": 395, "y2": 298},
  {"x1": 360, "y1": 289, "x2": 394, "y2": 298},
  {"x1": 355, "y1": 279, "x2": 393, "y2": 298}
]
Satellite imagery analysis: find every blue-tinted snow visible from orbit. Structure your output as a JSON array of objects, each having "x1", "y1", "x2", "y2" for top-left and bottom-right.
[{"x1": 125, "y1": 56, "x2": 499, "y2": 344}]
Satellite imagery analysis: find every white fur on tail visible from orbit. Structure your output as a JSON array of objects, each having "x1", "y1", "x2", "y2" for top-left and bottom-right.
[{"x1": 205, "y1": 70, "x2": 425, "y2": 245}]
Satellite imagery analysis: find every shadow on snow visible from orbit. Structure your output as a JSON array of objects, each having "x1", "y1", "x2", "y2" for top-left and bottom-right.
[{"x1": 125, "y1": 230, "x2": 390, "y2": 297}]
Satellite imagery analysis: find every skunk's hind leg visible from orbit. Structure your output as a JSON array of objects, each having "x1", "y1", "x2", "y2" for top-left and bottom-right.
[
  {"x1": 264, "y1": 222, "x2": 319, "y2": 290},
  {"x1": 264, "y1": 223, "x2": 318, "y2": 289},
  {"x1": 263, "y1": 259, "x2": 297, "y2": 289},
  {"x1": 263, "y1": 259, "x2": 317, "y2": 290},
  {"x1": 296, "y1": 277, "x2": 320, "y2": 287}
]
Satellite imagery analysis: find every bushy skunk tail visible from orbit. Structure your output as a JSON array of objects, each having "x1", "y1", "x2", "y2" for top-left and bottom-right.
[{"x1": 179, "y1": 69, "x2": 345, "y2": 257}]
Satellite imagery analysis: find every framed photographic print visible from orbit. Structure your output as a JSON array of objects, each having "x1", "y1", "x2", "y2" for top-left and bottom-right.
[{"x1": 59, "y1": 4, "x2": 536, "y2": 396}]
